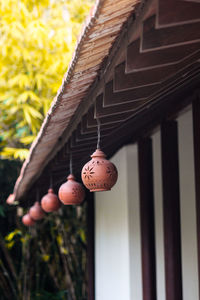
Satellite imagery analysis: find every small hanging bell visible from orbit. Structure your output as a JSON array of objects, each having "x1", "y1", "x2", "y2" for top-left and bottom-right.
[
  {"x1": 41, "y1": 188, "x2": 61, "y2": 212},
  {"x1": 29, "y1": 201, "x2": 45, "y2": 220},
  {"x1": 6, "y1": 194, "x2": 15, "y2": 205},
  {"x1": 22, "y1": 213, "x2": 35, "y2": 226},
  {"x1": 81, "y1": 149, "x2": 118, "y2": 192},
  {"x1": 58, "y1": 174, "x2": 85, "y2": 205}
]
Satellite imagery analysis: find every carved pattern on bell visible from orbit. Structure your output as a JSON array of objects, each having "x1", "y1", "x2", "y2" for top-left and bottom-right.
[
  {"x1": 58, "y1": 174, "x2": 85, "y2": 205},
  {"x1": 81, "y1": 149, "x2": 118, "y2": 192}
]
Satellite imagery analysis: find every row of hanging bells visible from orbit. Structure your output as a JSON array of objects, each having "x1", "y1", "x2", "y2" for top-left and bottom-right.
[{"x1": 22, "y1": 120, "x2": 118, "y2": 226}]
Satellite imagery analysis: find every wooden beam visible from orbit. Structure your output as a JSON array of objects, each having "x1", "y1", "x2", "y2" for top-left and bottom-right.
[
  {"x1": 126, "y1": 39, "x2": 200, "y2": 73},
  {"x1": 192, "y1": 95, "x2": 200, "y2": 297},
  {"x1": 114, "y1": 62, "x2": 161, "y2": 91},
  {"x1": 104, "y1": 80, "x2": 156, "y2": 106},
  {"x1": 87, "y1": 105, "x2": 133, "y2": 126},
  {"x1": 161, "y1": 121, "x2": 183, "y2": 300},
  {"x1": 138, "y1": 138, "x2": 157, "y2": 300},
  {"x1": 81, "y1": 115, "x2": 116, "y2": 134},
  {"x1": 71, "y1": 133, "x2": 96, "y2": 150},
  {"x1": 115, "y1": 51, "x2": 200, "y2": 92},
  {"x1": 76, "y1": 124, "x2": 111, "y2": 142},
  {"x1": 142, "y1": 16, "x2": 200, "y2": 52},
  {"x1": 157, "y1": 0, "x2": 200, "y2": 28},
  {"x1": 95, "y1": 93, "x2": 148, "y2": 118},
  {"x1": 114, "y1": 50, "x2": 200, "y2": 91},
  {"x1": 87, "y1": 192, "x2": 95, "y2": 300}
]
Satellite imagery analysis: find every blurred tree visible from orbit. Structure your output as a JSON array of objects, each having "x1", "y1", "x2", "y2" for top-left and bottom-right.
[
  {"x1": 0, "y1": 200, "x2": 88, "y2": 300},
  {"x1": 0, "y1": 0, "x2": 94, "y2": 160},
  {"x1": 0, "y1": 159, "x2": 21, "y2": 233}
]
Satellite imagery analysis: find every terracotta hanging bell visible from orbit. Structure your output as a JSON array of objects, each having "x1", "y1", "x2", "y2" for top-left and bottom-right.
[
  {"x1": 41, "y1": 188, "x2": 61, "y2": 212},
  {"x1": 81, "y1": 149, "x2": 118, "y2": 192},
  {"x1": 6, "y1": 194, "x2": 15, "y2": 205},
  {"x1": 29, "y1": 201, "x2": 45, "y2": 220},
  {"x1": 22, "y1": 213, "x2": 35, "y2": 226},
  {"x1": 58, "y1": 174, "x2": 85, "y2": 205}
]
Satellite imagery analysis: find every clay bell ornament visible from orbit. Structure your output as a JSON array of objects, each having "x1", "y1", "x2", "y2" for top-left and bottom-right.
[
  {"x1": 58, "y1": 174, "x2": 85, "y2": 205},
  {"x1": 41, "y1": 188, "x2": 61, "y2": 212},
  {"x1": 81, "y1": 149, "x2": 118, "y2": 192},
  {"x1": 29, "y1": 201, "x2": 45, "y2": 220},
  {"x1": 22, "y1": 213, "x2": 35, "y2": 226}
]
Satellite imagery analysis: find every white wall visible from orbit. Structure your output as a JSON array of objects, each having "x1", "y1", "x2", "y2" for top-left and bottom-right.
[
  {"x1": 178, "y1": 110, "x2": 199, "y2": 300},
  {"x1": 152, "y1": 130, "x2": 166, "y2": 300},
  {"x1": 95, "y1": 145, "x2": 142, "y2": 300}
]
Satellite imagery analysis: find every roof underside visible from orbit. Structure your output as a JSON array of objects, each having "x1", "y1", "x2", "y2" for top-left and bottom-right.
[{"x1": 13, "y1": 0, "x2": 200, "y2": 204}]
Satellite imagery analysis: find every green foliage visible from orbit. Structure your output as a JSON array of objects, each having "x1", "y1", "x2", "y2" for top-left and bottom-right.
[
  {"x1": 0, "y1": 0, "x2": 94, "y2": 160},
  {"x1": 0, "y1": 159, "x2": 21, "y2": 202},
  {"x1": 0, "y1": 159, "x2": 21, "y2": 234},
  {"x1": 0, "y1": 204, "x2": 88, "y2": 300},
  {"x1": 32, "y1": 289, "x2": 69, "y2": 300},
  {"x1": 0, "y1": 157, "x2": 88, "y2": 300},
  {"x1": 0, "y1": 205, "x2": 5, "y2": 217}
]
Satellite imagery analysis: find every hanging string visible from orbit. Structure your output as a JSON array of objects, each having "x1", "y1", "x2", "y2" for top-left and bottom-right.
[
  {"x1": 36, "y1": 188, "x2": 40, "y2": 202},
  {"x1": 97, "y1": 118, "x2": 101, "y2": 149},
  {"x1": 67, "y1": 142, "x2": 73, "y2": 174},
  {"x1": 50, "y1": 172, "x2": 53, "y2": 188},
  {"x1": 69, "y1": 152, "x2": 73, "y2": 174}
]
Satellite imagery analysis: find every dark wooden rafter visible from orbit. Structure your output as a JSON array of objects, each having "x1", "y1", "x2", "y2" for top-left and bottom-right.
[
  {"x1": 71, "y1": 134, "x2": 96, "y2": 148},
  {"x1": 88, "y1": 106, "x2": 134, "y2": 127},
  {"x1": 157, "y1": 0, "x2": 200, "y2": 28},
  {"x1": 142, "y1": 16, "x2": 200, "y2": 52},
  {"x1": 95, "y1": 93, "x2": 148, "y2": 118},
  {"x1": 138, "y1": 138, "x2": 157, "y2": 300},
  {"x1": 81, "y1": 115, "x2": 116, "y2": 134},
  {"x1": 192, "y1": 94, "x2": 200, "y2": 297},
  {"x1": 70, "y1": 136, "x2": 97, "y2": 154},
  {"x1": 76, "y1": 124, "x2": 98, "y2": 141},
  {"x1": 114, "y1": 61, "x2": 161, "y2": 91},
  {"x1": 115, "y1": 52, "x2": 200, "y2": 91},
  {"x1": 126, "y1": 39, "x2": 200, "y2": 72},
  {"x1": 103, "y1": 80, "x2": 154, "y2": 106},
  {"x1": 76, "y1": 123, "x2": 112, "y2": 142},
  {"x1": 161, "y1": 121, "x2": 183, "y2": 300}
]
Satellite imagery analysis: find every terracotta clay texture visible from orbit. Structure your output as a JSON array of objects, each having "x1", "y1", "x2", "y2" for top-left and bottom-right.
[
  {"x1": 6, "y1": 194, "x2": 15, "y2": 205},
  {"x1": 81, "y1": 149, "x2": 118, "y2": 192},
  {"x1": 29, "y1": 201, "x2": 45, "y2": 220},
  {"x1": 22, "y1": 214, "x2": 35, "y2": 226},
  {"x1": 58, "y1": 174, "x2": 85, "y2": 205},
  {"x1": 41, "y1": 188, "x2": 61, "y2": 212}
]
